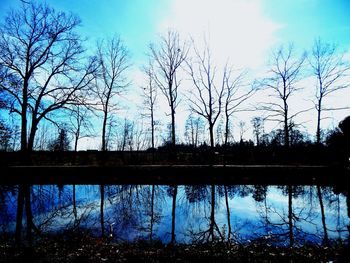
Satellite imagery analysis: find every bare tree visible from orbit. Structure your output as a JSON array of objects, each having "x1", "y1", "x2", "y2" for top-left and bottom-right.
[
  {"x1": 94, "y1": 36, "x2": 130, "y2": 151},
  {"x1": 0, "y1": 2, "x2": 96, "y2": 245},
  {"x1": 261, "y1": 44, "x2": 306, "y2": 147},
  {"x1": 33, "y1": 121, "x2": 51, "y2": 150},
  {"x1": 184, "y1": 114, "x2": 205, "y2": 147},
  {"x1": 119, "y1": 118, "x2": 134, "y2": 151},
  {"x1": 309, "y1": 39, "x2": 350, "y2": 144},
  {"x1": 149, "y1": 30, "x2": 188, "y2": 149},
  {"x1": 0, "y1": 2, "x2": 97, "y2": 152},
  {"x1": 251, "y1": 117, "x2": 264, "y2": 146},
  {"x1": 140, "y1": 62, "x2": 157, "y2": 149},
  {"x1": 133, "y1": 120, "x2": 148, "y2": 151},
  {"x1": 68, "y1": 104, "x2": 94, "y2": 151},
  {"x1": 186, "y1": 40, "x2": 225, "y2": 148},
  {"x1": 238, "y1": 121, "x2": 247, "y2": 142},
  {"x1": 0, "y1": 119, "x2": 12, "y2": 151},
  {"x1": 216, "y1": 116, "x2": 224, "y2": 146},
  {"x1": 48, "y1": 127, "x2": 71, "y2": 151},
  {"x1": 223, "y1": 69, "x2": 255, "y2": 146}
]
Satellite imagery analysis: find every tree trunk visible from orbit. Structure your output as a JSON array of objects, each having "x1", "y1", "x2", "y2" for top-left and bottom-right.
[
  {"x1": 171, "y1": 106, "x2": 176, "y2": 148},
  {"x1": 74, "y1": 126, "x2": 80, "y2": 151},
  {"x1": 170, "y1": 185, "x2": 178, "y2": 244},
  {"x1": 15, "y1": 185, "x2": 25, "y2": 246},
  {"x1": 27, "y1": 119, "x2": 38, "y2": 151},
  {"x1": 284, "y1": 100, "x2": 289, "y2": 148},
  {"x1": 151, "y1": 109, "x2": 155, "y2": 149},
  {"x1": 73, "y1": 185, "x2": 77, "y2": 219},
  {"x1": 20, "y1": 80, "x2": 28, "y2": 152},
  {"x1": 224, "y1": 186, "x2": 232, "y2": 241},
  {"x1": 24, "y1": 185, "x2": 33, "y2": 246},
  {"x1": 210, "y1": 184, "x2": 215, "y2": 242},
  {"x1": 264, "y1": 195, "x2": 269, "y2": 224},
  {"x1": 209, "y1": 123, "x2": 215, "y2": 149},
  {"x1": 317, "y1": 185, "x2": 329, "y2": 245},
  {"x1": 102, "y1": 110, "x2": 108, "y2": 151},
  {"x1": 150, "y1": 185, "x2": 155, "y2": 242},
  {"x1": 100, "y1": 185, "x2": 105, "y2": 237},
  {"x1": 224, "y1": 113, "x2": 229, "y2": 147},
  {"x1": 316, "y1": 99, "x2": 322, "y2": 145},
  {"x1": 288, "y1": 185, "x2": 294, "y2": 247},
  {"x1": 336, "y1": 195, "x2": 341, "y2": 239},
  {"x1": 195, "y1": 122, "x2": 199, "y2": 147}
]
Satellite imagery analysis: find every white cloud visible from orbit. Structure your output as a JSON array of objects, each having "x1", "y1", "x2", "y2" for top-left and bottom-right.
[{"x1": 159, "y1": 0, "x2": 282, "y2": 69}]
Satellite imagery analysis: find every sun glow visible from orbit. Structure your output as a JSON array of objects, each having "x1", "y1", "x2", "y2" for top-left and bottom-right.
[{"x1": 160, "y1": 0, "x2": 282, "y2": 69}]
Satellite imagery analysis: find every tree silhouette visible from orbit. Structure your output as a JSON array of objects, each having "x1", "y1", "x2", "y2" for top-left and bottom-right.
[
  {"x1": 0, "y1": 2, "x2": 96, "y2": 245},
  {"x1": 149, "y1": 30, "x2": 188, "y2": 149},
  {"x1": 0, "y1": 119, "x2": 12, "y2": 151},
  {"x1": 48, "y1": 128, "x2": 71, "y2": 151},
  {"x1": 309, "y1": 39, "x2": 350, "y2": 144},
  {"x1": 140, "y1": 62, "x2": 158, "y2": 149},
  {"x1": 0, "y1": 2, "x2": 97, "y2": 152},
  {"x1": 261, "y1": 44, "x2": 306, "y2": 147},
  {"x1": 94, "y1": 35, "x2": 130, "y2": 151},
  {"x1": 223, "y1": 69, "x2": 254, "y2": 146},
  {"x1": 186, "y1": 39, "x2": 225, "y2": 148},
  {"x1": 184, "y1": 114, "x2": 205, "y2": 147},
  {"x1": 251, "y1": 117, "x2": 264, "y2": 146},
  {"x1": 68, "y1": 104, "x2": 94, "y2": 151}
]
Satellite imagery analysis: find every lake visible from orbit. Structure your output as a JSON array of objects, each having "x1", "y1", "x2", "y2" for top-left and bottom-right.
[{"x1": 1, "y1": 184, "x2": 348, "y2": 246}]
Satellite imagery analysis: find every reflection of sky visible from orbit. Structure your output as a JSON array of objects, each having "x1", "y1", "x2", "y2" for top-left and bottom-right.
[{"x1": 0, "y1": 185, "x2": 349, "y2": 244}]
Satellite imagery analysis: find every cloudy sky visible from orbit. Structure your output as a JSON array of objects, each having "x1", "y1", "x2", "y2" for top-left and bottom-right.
[
  {"x1": 1, "y1": 0, "x2": 350, "y2": 148},
  {"x1": 2, "y1": 0, "x2": 349, "y2": 66}
]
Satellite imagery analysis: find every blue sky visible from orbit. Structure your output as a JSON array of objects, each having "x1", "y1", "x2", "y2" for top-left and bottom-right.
[
  {"x1": 0, "y1": 0, "x2": 172, "y2": 63},
  {"x1": 262, "y1": 0, "x2": 350, "y2": 49},
  {"x1": 1, "y1": 0, "x2": 349, "y2": 65}
]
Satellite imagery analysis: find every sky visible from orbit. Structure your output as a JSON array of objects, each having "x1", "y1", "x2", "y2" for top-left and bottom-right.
[{"x1": 1, "y1": 0, "x2": 350, "y2": 149}]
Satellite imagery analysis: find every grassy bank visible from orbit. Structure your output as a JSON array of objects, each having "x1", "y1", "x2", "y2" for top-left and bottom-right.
[{"x1": 1, "y1": 235, "x2": 349, "y2": 263}]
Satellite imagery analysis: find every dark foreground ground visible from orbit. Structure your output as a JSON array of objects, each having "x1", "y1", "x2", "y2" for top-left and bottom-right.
[{"x1": 1, "y1": 236, "x2": 349, "y2": 263}]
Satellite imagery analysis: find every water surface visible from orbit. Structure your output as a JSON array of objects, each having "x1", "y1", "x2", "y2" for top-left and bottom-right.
[{"x1": 0, "y1": 185, "x2": 348, "y2": 245}]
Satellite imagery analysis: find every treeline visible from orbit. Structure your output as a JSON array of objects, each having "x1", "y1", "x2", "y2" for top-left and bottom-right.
[{"x1": 0, "y1": 1, "x2": 350, "y2": 153}]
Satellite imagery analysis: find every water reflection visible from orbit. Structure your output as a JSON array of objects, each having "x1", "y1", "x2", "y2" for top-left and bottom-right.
[{"x1": 0, "y1": 185, "x2": 349, "y2": 246}]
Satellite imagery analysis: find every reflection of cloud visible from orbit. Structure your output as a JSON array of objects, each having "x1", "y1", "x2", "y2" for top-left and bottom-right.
[
  {"x1": 159, "y1": 0, "x2": 282, "y2": 69},
  {"x1": 343, "y1": 49, "x2": 350, "y2": 62}
]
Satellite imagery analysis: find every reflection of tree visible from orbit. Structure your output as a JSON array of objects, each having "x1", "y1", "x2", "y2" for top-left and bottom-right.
[
  {"x1": 167, "y1": 185, "x2": 178, "y2": 244},
  {"x1": 319, "y1": 186, "x2": 349, "y2": 242},
  {"x1": 14, "y1": 186, "x2": 91, "y2": 236},
  {"x1": 281, "y1": 185, "x2": 307, "y2": 246},
  {"x1": 138, "y1": 185, "x2": 165, "y2": 242},
  {"x1": 149, "y1": 185, "x2": 156, "y2": 242},
  {"x1": 255, "y1": 185, "x2": 308, "y2": 246},
  {"x1": 223, "y1": 186, "x2": 232, "y2": 240},
  {"x1": 0, "y1": 186, "x2": 16, "y2": 240},
  {"x1": 100, "y1": 185, "x2": 105, "y2": 237},
  {"x1": 252, "y1": 185, "x2": 269, "y2": 228},
  {"x1": 184, "y1": 185, "x2": 224, "y2": 242},
  {"x1": 105, "y1": 185, "x2": 144, "y2": 239},
  {"x1": 287, "y1": 185, "x2": 294, "y2": 246},
  {"x1": 252, "y1": 185, "x2": 268, "y2": 203},
  {"x1": 72, "y1": 185, "x2": 77, "y2": 219},
  {"x1": 316, "y1": 185, "x2": 328, "y2": 245},
  {"x1": 185, "y1": 185, "x2": 208, "y2": 203}
]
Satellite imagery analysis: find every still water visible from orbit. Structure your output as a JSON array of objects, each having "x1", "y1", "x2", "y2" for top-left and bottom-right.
[{"x1": 0, "y1": 185, "x2": 349, "y2": 245}]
